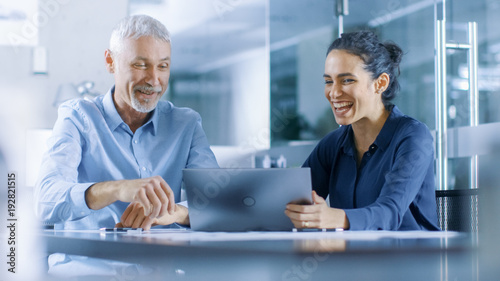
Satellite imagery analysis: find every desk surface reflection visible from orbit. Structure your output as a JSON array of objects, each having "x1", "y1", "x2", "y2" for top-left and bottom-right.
[{"x1": 41, "y1": 229, "x2": 479, "y2": 281}]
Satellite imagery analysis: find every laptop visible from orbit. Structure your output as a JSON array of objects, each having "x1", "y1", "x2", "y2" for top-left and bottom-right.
[{"x1": 183, "y1": 168, "x2": 312, "y2": 231}]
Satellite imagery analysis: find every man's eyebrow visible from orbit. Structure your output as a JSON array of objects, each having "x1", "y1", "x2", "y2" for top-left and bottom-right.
[{"x1": 134, "y1": 56, "x2": 171, "y2": 61}]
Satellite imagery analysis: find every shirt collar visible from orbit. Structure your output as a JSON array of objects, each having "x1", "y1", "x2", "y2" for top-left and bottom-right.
[
  {"x1": 374, "y1": 105, "x2": 402, "y2": 152},
  {"x1": 340, "y1": 105, "x2": 402, "y2": 154},
  {"x1": 103, "y1": 86, "x2": 124, "y2": 132},
  {"x1": 147, "y1": 103, "x2": 160, "y2": 136},
  {"x1": 103, "y1": 86, "x2": 160, "y2": 135}
]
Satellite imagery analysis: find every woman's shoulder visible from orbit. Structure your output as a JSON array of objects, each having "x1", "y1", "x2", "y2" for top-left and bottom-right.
[
  {"x1": 392, "y1": 107, "x2": 432, "y2": 139},
  {"x1": 389, "y1": 108, "x2": 434, "y2": 162}
]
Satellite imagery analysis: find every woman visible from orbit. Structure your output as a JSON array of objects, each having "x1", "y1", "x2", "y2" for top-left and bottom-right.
[{"x1": 285, "y1": 31, "x2": 440, "y2": 231}]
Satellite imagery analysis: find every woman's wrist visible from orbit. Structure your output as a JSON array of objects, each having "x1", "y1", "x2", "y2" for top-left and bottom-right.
[{"x1": 341, "y1": 209, "x2": 350, "y2": 230}]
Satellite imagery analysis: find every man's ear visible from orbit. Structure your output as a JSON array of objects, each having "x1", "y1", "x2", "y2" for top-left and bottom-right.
[
  {"x1": 375, "y1": 73, "x2": 390, "y2": 94},
  {"x1": 104, "y1": 49, "x2": 115, "y2": 73}
]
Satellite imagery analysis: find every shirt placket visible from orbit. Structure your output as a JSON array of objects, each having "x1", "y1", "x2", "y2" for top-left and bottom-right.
[
  {"x1": 132, "y1": 130, "x2": 150, "y2": 178},
  {"x1": 354, "y1": 144, "x2": 378, "y2": 208}
]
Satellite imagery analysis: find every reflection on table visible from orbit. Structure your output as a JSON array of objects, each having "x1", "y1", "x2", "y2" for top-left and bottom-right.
[{"x1": 40, "y1": 229, "x2": 482, "y2": 281}]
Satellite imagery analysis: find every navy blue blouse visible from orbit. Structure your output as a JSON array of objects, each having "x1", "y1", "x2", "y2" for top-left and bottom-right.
[{"x1": 303, "y1": 106, "x2": 440, "y2": 230}]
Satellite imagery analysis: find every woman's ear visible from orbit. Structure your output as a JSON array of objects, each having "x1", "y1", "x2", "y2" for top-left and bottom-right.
[
  {"x1": 104, "y1": 49, "x2": 115, "y2": 73},
  {"x1": 375, "y1": 73, "x2": 390, "y2": 94}
]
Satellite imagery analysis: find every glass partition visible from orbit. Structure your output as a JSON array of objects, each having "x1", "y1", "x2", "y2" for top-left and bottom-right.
[
  {"x1": 269, "y1": 0, "x2": 437, "y2": 144},
  {"x1": 129, "y1": 0, "x2": 270, "y2": 148},
  {"x1": 269, "y1": 0, "x2": 337, "y2": 146},
  {"x1": 441, "y1": 0, "x2": 500, "y2": 190},
  {"x1": 268, "y1": 0, "x2": 500, "y2": 191},
  {"x1": 129, "y1": 0, "x2": 500, "y2": 185},
  {"x1": 367, "y1": 2, "x2": 436, "y2": 130}
]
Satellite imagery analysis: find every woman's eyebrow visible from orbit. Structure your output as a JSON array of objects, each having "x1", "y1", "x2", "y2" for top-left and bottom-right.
[
  {"x1": 337, "y1": 73, "x2": 355, "y2": 78},
  {"x1": 323, "y1": 73, "x2": 356, "y2": 78}
]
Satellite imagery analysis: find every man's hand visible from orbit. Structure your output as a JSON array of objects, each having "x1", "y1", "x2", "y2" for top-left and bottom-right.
[
  {"x1": 85, "y1": 176, "x2": 175, "y2": 219},
  {"x1": 285, "y1": 191, "x2": 349, "y2": 229},
  {"x1": 116, "y1": 202, "x2": 189, "y2": 230}
]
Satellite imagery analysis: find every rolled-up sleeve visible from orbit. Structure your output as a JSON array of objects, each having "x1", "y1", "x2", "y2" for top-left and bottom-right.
[
  {"x1": 34, "y1": 103, "x2": 94, "y2": 224},
  {"x1": 186, "y1": 113, "x2": 219, "y2": 169}
]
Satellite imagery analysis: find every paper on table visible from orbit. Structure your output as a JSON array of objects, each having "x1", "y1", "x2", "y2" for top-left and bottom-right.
[{"x1": 129, "y1": 229, "x2": 463, "y2": 242}]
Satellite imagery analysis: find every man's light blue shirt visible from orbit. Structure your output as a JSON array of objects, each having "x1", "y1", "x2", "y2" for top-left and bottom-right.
[{"x1": 35, "y1": 87, "x2": 218, "y2": 230}]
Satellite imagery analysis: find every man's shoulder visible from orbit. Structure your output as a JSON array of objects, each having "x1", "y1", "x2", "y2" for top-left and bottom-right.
[
  {"x1": 57, "y1": 97, "x2": 105, "y2": 128},
  {"x1": 59, "y1": 96, "x2": 103, "y2": 113}
]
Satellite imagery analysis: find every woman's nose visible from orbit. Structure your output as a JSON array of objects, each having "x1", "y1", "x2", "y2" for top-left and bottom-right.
[{"x1": 329, "y1": 85, "x2": 341, "y2": 99}]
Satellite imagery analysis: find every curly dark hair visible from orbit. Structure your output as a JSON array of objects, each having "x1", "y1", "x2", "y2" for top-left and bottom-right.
[{"x1": 327, "y1": 31, "x2": 403, "y2": 109}]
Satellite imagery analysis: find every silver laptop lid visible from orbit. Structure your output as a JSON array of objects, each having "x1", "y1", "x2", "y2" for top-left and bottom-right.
[{"x1": 183, "y1": 168, "x2": 312, "y2": 232}]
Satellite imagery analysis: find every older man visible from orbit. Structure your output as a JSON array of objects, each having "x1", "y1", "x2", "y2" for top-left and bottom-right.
[{"x1": 35, "y1": 15, "x2": 218, "y2": 231}]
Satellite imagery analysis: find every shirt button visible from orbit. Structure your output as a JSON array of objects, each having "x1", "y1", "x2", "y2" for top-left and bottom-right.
[
  {"x1": 134, "y1": 140, "x2": 138, "y2": 144},
  {"x1": 142, "y1": 167, "x2": 146, "y2": 171}
]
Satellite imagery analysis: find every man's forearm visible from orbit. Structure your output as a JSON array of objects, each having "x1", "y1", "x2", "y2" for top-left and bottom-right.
[{"x1": 85, "y1": 181, "x2": 119, "y2": 210}]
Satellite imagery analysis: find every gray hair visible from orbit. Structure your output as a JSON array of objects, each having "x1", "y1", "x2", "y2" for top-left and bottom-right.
[{"x1": 109, "y1": 15, "x2": 171, "y2": 54}]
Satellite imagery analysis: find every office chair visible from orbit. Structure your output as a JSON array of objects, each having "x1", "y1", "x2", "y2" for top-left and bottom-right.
[{"x1": 436, "y1": 189, "x2": 479, "y2": 232}]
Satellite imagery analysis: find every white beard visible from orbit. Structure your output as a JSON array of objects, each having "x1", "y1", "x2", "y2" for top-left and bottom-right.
[
  {"x1": 131, "y1": 94, "x2": 158, "y2": 113},
  {"x1": 130, "y1": 85, "x2": 162, "y2": 113}
]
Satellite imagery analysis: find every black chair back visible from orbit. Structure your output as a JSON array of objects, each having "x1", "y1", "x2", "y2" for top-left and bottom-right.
[{"x1": 436, "y1": 189, "x2": 479, "y2": 232}]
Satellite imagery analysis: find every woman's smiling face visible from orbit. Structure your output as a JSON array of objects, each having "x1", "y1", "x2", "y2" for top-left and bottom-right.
[{"x1": 323, "y1": 49, "x2": 384, "y2": 126}]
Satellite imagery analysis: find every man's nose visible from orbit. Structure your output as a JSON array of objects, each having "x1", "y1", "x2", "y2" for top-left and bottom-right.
[{"x1": 146, "y1": 68, "x2": 161, "y2": 87}]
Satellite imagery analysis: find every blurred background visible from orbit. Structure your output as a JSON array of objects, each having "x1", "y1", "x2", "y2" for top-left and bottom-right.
[
  {"x1": 3, "y1": 0, "x2": 500, "y2": 186},
  {"x1": 1, "y1": 0, "x2": 500, "y2": 278}
]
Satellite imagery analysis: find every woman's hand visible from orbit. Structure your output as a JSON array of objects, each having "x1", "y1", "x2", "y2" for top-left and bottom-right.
[
  {"x1": 285, "y1": 191, "x2": 349, "y2": 229},
  {"x1": 115, "y1": 202, "x2": 190, "y2": 230}
]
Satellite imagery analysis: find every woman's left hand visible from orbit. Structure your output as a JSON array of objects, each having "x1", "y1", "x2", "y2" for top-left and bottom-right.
[{"x1": 285, "y1": 191, "x2": 349, "y2": 229}]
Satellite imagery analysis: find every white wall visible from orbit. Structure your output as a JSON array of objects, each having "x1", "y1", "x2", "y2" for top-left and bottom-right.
[
  {"x1": 0, "y1": 1, "x2": 128, "y2": 278},
  {"x1": 229, "y1": 49, "x2": 270, "y2": 151},
  {"x1": 1, "y1": 0, "x2": 127, "y2": 132},
  {"x1": 1, "y1": 0, "x2": 128, "y2": 179}
]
